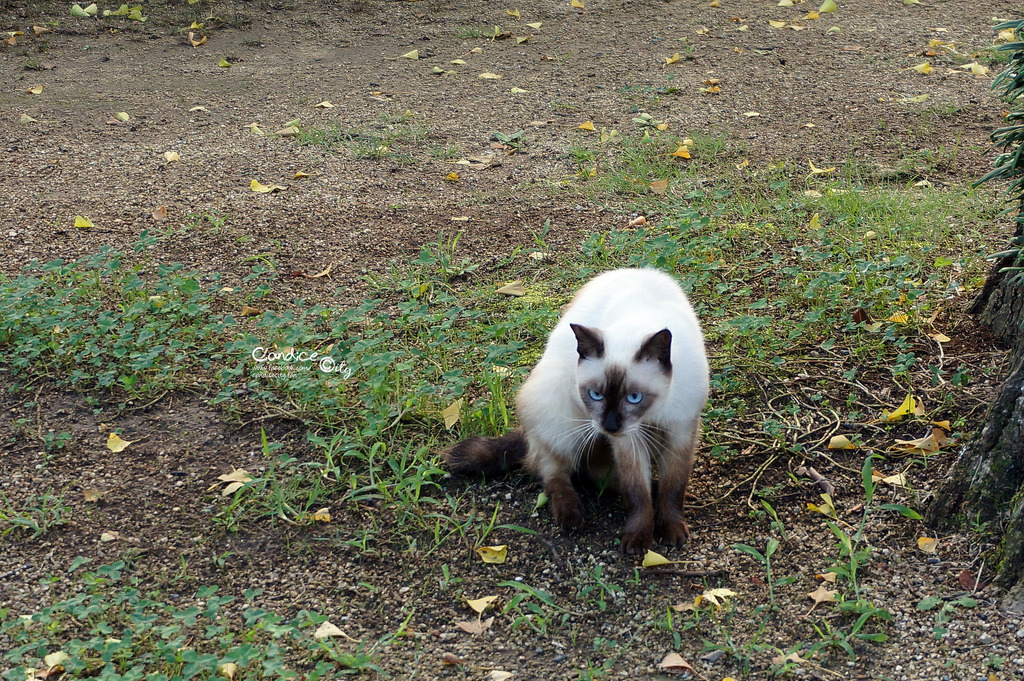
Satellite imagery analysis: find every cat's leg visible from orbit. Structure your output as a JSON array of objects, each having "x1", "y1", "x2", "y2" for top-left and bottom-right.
[
  {"x1": 615, "y1": 438, "x2": 655, "y2": 554},
  {"x1": 525, "y1": 439, "x2": 584, "y2": 531},
  {"x1": 655, "y1": 418, "x2": 700, "y2": 546}
]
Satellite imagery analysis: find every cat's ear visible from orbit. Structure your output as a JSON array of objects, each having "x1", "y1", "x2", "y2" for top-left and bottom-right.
[
  {"x1": 570, "y1": 323, "x2": 604, "y2": 360},
  {"x1": 636, "y1": 328, "x2": 672, "y2": 371}
]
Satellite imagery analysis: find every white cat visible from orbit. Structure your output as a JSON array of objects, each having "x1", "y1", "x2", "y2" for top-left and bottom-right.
[{"x1": 445, "y1": 268, "x2": 710, "y2": 553}]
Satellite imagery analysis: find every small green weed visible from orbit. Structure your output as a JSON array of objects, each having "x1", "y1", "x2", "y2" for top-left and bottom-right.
[
  {"x1": 917, "y1": 594, "x2": 977, "y2": 639},
  {"x1": 0, "y1": 492, "x2": 69, "y2": 538}
]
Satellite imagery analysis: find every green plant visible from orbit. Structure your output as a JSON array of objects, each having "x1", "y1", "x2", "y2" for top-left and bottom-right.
[
  {"x1": 975, "y1": 20, "x2": 1024, "y2": 283},
  {"x1": 499, "y1": 580, "x2": 576, "y2": 634},
  {"x1": 1, "y1": 562, "x2": 384, "y2": 680},
  {"x1": 492, "y1": 129, "x2": 526, "y2": 150},
  {"x1": 578, "y1": 565, "x2": 623, "y2": 612},
  {"x1": 410, "y1": 231, "x2": 479, "y2": 281},
  {"x1": 732, "y1": 539, "x2": 781, "y2": 608},
  {"x1": 917, "y1": 594, "x2": 977, "y2": 639},
  {"x1": 41, "y1": 430, "x2": 72, "y2": 452},
  {"x1": 0, "y1": 492, "x2": 69, "y2": 537}
]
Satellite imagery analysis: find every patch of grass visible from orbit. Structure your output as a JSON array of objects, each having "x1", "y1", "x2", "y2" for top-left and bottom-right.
[
  {"x1": 0, "y1": 561, "x2": 384, "y2": 679},
  {"x1": 0, "y1": 491, "x2": 69, "y2": 538},
  {"x1": 0, "y1": 116, "x2": 1009, "y2": 674},
  {"x1": 297, "y1": 110, "x2": 428, "y2": 164}
]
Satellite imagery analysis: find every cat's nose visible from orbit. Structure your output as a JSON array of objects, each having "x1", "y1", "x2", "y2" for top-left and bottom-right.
[{"x1": 602, "y1": 410, "x2": 621, "y2": 433}]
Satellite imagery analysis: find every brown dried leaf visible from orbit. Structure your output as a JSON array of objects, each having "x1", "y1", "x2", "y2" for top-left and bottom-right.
[
  {"x1": 441, "y1": 652, "x2": 465, "y2": 665},
  {"x1": 657, "y1": 652, "x2": 694, "y2": 672},
  {"x1": 455, "y1": 616, "x2": 494, "y2": 634},
  {"x1": 959, "y1": 568, "x2": 982, "y2": 590}
]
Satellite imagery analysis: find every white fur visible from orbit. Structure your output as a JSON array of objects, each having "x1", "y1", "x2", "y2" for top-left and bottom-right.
[{"x1": 517, "y1": 268, "x2": 709, "y2": 469}]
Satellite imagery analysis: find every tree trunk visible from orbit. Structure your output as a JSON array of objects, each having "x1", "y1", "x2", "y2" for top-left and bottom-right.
[{"x1": 927, "y1": 223, "x2": 1024, "y2": 611}]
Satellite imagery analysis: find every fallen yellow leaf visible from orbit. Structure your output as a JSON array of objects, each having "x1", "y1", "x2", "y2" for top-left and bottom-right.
[
  {"x1": 570, "y1": 0, "x2": 584, "y2": 7},
  {"x1": 769, "y1": 19, "x2": 787, "y2": 28},
  {"x1": 314, "y1": 100, "x2": 335, "y2": 108},
  {"x1": 827, "y1": 434, "x2": 856, "y2": 450},
  {"x1": 218, "y1": 58, "x2": 232, "y2": 67},
  {"x1": 670, "y1": 145, "x2": 691, "y2": 158},
  {"x1": 819, "y1": 0, "x2": 837, "y2": 11},
  {"x1": 27, "y1": 85, "x2": 43, "y2": 95},
  {"x1": 642, "y1": 550, "x2": 673, "y2": 567},
  {"x1": 163, "y1": 151, "x2": 181, "y2": 162},
  {"x1": 478, "y1": 72, "x2": 502, "y2": 79},
  {"x1": 699, "y1": 588, "x2": 737, "y2": 607},
  {"x1": 250, "y1": 179, "x2": 286, "y2": 193},
  {"x1": 960, "y1": 62, "x2": 990, "y2": 76},
  {"x1": 918, "y1": 536, "x2": 939, "y2": 553},
  {"x1": 476, "y1": 545, "x2": 508, "y2": 563},
  {"x1": 313, "y1": 507, "x2": 331, "y2": 522},
  {"x1": 401, "y1": 49, "x2": 419, "y2": 59},
  {"x1": 891, "y1": 427, "x2": 948, "y2": 455},
  {"x1": 808, "y1": 584, "x2": 838, "y2": 606},
  {"x1": 496, "y1": 281, "x2": 526, "y2": 296},
  {"x1": 665, "y1": 52, "x2": 681, "y2": 65},
  {"x1": 579, "y1": 121, "x2": 596, "y2": 131},
  {"x1": 442, "y1": 399, "x2": 463, "y2": 429},
  {"x1": 106, "y1": 432, "x2": 132, "y2": 453},
  {"x1": 807, "y1": 493, "x2": 837, "y2": 519},
  {"x1": 74, "y1": 215, "x2": 94, "y2": 229},
  {"x1": 808, "y1": 160, "x2": 835, "y2": 175},
  {"x1": 465, "y1": 595, "x2": 498, "y2": 613},
  {"x1": 649, "y1": 178, "x2": 668, "y2": 194},
  {"x1": 884, "y1": 394, "x2": 917, "y2": 422},
  {"x1": 912, "y1": 62, "x2": 933, "y2": 75}
]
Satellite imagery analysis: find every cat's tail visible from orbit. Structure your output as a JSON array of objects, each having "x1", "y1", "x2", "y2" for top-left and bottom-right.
[{"x1": 443, "y1": 428, "x2": 527, "y2": 477}]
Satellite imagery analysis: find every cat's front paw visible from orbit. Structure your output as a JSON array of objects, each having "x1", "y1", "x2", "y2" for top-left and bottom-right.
[
  {"x1": 657, "y1": 518, "x2": 691, "y2": 547},
  {"x1": 621, "y1": 527, "x2": 654, "y2": 554},
  {"x1": 550, "y1": 489, "x2": 585, "y2": 531}
]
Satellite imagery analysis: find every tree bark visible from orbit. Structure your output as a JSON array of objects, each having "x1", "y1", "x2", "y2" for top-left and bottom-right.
[{"x1": 927, "y1": 224, "x2": 1024, "y2": 610}]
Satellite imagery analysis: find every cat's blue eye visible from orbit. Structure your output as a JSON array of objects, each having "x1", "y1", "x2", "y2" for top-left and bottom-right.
[
  {"x1": 588, "y1": 389, "x2": 604, "y2": 401},
  {"x1": 626, "y1": 392, "x2": 643, "y2": 404}
]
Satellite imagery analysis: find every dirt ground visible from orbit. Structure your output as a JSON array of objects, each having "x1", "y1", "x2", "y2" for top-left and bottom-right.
[{"x1": 2, "y1": 0, "x2": 1024, "y2": 678}]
